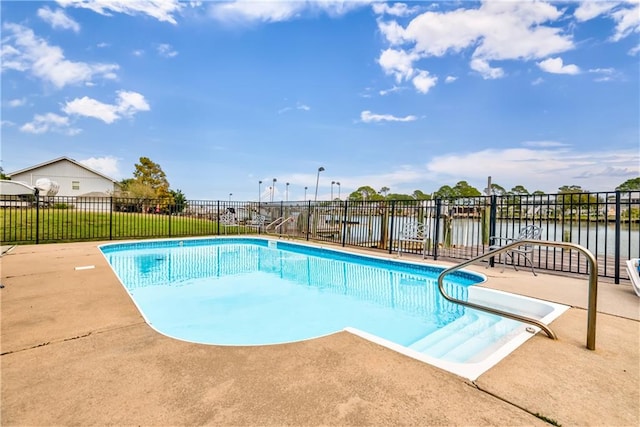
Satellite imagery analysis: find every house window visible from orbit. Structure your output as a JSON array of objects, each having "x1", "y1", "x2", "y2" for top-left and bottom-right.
[{"x1": 72, "y1": 181, "x2": 80, "y2": 190}]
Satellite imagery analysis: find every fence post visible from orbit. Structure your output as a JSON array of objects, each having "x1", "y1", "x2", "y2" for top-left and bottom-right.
[
  {"x1": 433, "y1": 198, "x2": 441, "y2": 260},
  {"x1": 388, "y1": 200, "x2": 396, "y2": 254},
  {"x1": 341, "y1": 200, "x2": 348, "y2": 247},
  {"x1": 489, "y1": 195, "x2": 497, "y2": 267},
  {"x1": 35, "y1": 188, "x2": 40, "y2": 244},
  {"x1": 168, "y1": 203, "x2": 172, "y2": 238},
  {"x1": 306, "y1": 200, "x2": 311, "y2": 241},
  {"x1": 217, "y1": 200, "x2": 220, "y2": 235},
  {"x1": 109, "y1": 196, "x2": 113, "y2": 240},
  {"x1": 614, "y1": 191, "x2": 621, "y2": 284}
]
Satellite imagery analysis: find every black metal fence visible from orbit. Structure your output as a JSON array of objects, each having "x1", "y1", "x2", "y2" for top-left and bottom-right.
[{"x1": 1, "y1": 192, "x2": 638, "y2": 282}]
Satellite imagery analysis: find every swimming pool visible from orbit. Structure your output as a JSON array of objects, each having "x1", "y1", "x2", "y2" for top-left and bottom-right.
[{"x1": 100, "y1": 237, "x2": 568, "y2": 380}]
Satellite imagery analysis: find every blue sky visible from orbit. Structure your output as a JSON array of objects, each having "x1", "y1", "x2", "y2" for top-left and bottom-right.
[{"x1": 1, "y1": 0, "x2": 639, "y2": 201}]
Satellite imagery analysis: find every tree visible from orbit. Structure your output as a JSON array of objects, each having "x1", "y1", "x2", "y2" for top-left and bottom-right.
[
  {"x1": 169, "y1": 189, "x2": 187, "y2": 213},
  {"x1": 348, "y1": 186, "x2": 382, "y2": 201},
  {"x1": 433, "y1": 185, "x2": 456, "y2": 199},
  {"x1": 487, "y1": 183, "x2": 506, "y2": 195},
  {"x1": 0, "y1": 167, "x2": 8, "y2": 180},
  {"x1": 379, "y1": 186, "x2": 390, "y2": 197},
  {"x1": 386, "y1": 193, "x2": 413, "y2": 200},
  {"x1": 452, "y1": 180, "x2": 481, "y2": 197},
  {"x1": 616, "y1": 177, "x2": 640, "y2": 191},
  {"x1": 132, "y1": 157, "x2": 171, "y2": 199},
  {"x1": 510, "y1": 185, "x2": 529, "y2": 195},
  {"x1": 412, "y1": 190, "x2": 431, "y2": 200},
  {"x1": 557, "y1": 185, "x2": 597, "y2": 206}
]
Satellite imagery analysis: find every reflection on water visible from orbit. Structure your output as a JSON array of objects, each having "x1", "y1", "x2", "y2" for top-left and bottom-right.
[{"x1": 106, "y1": 242, "x2": 478, "y2": 325}]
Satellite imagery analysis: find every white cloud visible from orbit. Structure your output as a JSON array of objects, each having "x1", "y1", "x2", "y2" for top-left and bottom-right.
[
  {"x1": 610, "y1": 2, "x2": 640, "y2": 41},
  {"x1": 377, "y1": 1, "x2": 574, "y2": 85},
  {"x1": 372, "y1": 2, "x2": 419, "y2": 17},
  {"x1": 7, "y1": 98, "x2": 26, "y2": 107},
  {"x1": 360, "y1": 110, "x2": 417, "y2": 123},
  {"x1": 156, "y1": 43, "x2": 178, "y2": 58},
  {"x1": 444, "y1": 76, "x2": 457, "y2": 84},
  {"x1": 470, "y1": 58, "x2": 504, "y2": 79},
  {"x1": 20, "y1": 112, "x2": 81, "y2": 135},
  {"x1": 412, "y1": 70, "x2": 437, "y2": 94},
  {"x1": 132, "y1": 49, "x2": 145, "y2": 57},
  {"x1": 629, "y1": 44, "x2": 640, "y2": 55},
  {"x1": 537, "y1": 57, "x2": 580, "y2": 75},
  {"x1": 278, "y1": 102, "x2": 311, "y2": 114},
  {"x1": 1, "y1": 120, "x2": 16, "y2": 127},
  {"x1": 56, "y1": 0, "x2": 183, "y2": 25},
  {"x1": 37, "y1": 6, "x2": 80, "y2": 32},
  {"x1": 1, "y1": 23, "x2": 119, "y2": 88},
  {"x1": 63, "y1": 91, "x2": 150, "y2": 124},
  {"x1": 80, "y1": 156, "x2": 120, "y2": 178},
  {"x1": 378, "y1": 48, "x2": 418, "y2": 82},
  {"x1": 574, "y1": 1, "x2": 618, "y2": 22},
  {"x1": 531, "y1": 77, "x2": 544, "y2": 85},
  {"x1": 522, "y1": 140, "x2": 570, "y2": 148},
  {"x1": 377, "y1": 20, "x2": 406, "y2": 46},
  {"x1": 588, "y1": 67, "x2": 619, "y2": 82},
  {"x1": 379, "y1": 85, "x2": 404, "y2": 96},
  {"x1": 207, "y1": 0, "x2": 369, "y2": 23}
]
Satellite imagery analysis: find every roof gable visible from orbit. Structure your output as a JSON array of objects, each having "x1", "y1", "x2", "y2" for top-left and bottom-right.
[{"x1": 8, "y1": 156, "x2": 118, "y2": 183}]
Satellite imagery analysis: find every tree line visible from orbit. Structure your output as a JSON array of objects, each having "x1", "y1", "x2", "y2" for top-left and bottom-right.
[{"x1": 347, "y1": 178, "x2": 640, "y2": 202}]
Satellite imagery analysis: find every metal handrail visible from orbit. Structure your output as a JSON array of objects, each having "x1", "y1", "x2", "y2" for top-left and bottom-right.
[
  {"x1": 266, "y1": 217, "x2": 285, "y2": 231},
  {"x1": 437, "y1": 240, "x2": 598, "y2": 350},
  {"x1": 274, "y1": 216, "x2": 294, "y2": 232}
]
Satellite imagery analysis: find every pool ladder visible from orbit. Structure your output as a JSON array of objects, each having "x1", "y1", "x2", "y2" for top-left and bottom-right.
[
  {"x1": 266, "y1": 216, "x2": 295, "y2": 235},
  {"x1": 437, "y1": 240, "x2": 599, "y2": 350}
]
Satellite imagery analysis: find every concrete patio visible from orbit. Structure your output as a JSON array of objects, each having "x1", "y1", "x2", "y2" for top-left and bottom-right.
[{"x1": 1, "y1": 240, "x2": 638, "y2": 426}]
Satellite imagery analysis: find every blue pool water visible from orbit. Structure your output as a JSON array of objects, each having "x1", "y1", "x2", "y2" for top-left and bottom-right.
[{"x1": 100, "y1": 237, "x2": 568, "y2": 379}]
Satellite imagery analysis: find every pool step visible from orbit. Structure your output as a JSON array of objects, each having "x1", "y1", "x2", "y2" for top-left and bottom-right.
[
  {"x1": 408, "y1": 312, "x2": 483, "y2": 354},
  {"x1": 439, "y1": 318, "x2": 521, "y2": 363},
  {"x1": 408, "y1": 312, "x2": 517, "y2": 361}
]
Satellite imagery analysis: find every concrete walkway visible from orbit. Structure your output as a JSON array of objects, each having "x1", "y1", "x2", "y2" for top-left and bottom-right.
[{"x1": 1, "y1": 241, "x2": 638, "y2": 426}]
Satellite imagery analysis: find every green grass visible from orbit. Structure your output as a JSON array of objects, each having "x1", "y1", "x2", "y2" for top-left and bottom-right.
[{"x1": 0, "y1": 208, "x2": 253, "y2": 244}]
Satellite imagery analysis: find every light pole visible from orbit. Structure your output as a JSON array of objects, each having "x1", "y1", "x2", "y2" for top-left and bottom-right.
[
  {"x1": 258, "y1": 180, "x2": 262, "y2": 202},
  {"x1": 271, "y1": 178, "x2": 277, "y2": 202},
  {"x1": 314, "y1": 167, "x2": 324, "y2": 202},
  {"x1": 286, "y1": 182, "x2": 290, "y2": 202},
  {"x1": 304, "y1": 186, "x2": 308, "y2": 201},
  {"x1": 229, "y1": 193, "x2": 232, "y2": 202},
  {"x1": 331, "y1": 181, "x2": 335, "y2": 201},
  {"x1": 336, "y1": 182, "x2": 341, "y2": 200}
]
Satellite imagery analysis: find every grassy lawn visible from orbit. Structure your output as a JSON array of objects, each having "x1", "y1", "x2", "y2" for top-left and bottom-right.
[{"x1": 0, "y1": 208, "x2": 253, "y2": 244}]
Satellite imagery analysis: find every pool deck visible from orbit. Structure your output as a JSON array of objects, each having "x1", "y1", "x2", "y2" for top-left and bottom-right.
[{"x1": 1, "y1": 240, "x2": 638, "y2": 426}]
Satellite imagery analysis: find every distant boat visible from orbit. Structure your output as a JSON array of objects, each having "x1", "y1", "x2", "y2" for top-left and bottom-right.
[{"x1": 625, "y1": 259, "x2": 640, "y2": 297}]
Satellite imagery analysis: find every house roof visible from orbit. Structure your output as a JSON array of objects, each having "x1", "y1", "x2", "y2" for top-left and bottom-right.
[
  {"x1": 7, "y1": 156, "x2": 119, "y2": 184},
  {"x1": 0, "y1": 179, "x2": 36, "y2": 195}
]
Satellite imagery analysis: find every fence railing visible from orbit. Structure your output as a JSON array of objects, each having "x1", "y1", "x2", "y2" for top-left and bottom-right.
[{"x1": 1, "y1": 192, "x2": 638, "y2": 283}]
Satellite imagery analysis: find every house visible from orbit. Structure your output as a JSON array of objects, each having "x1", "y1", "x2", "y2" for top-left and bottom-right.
[{"x1": 6, "y1": 157, "x2": 120, "y2": 198}]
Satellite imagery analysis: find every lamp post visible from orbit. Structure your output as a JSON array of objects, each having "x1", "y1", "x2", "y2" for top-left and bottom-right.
[
  {"x1": 285, "y1": 182, "x2": 290, "y2": 202},
  {"x1": 331, "y1": 181, "x2": 335, "y2": 201},
  {"x1": 304, "y1": 186, "x2": 308, "y2": 201},
  {"x1": 314, "y1": 167, "x2": 324, "y2": 202},
  {"x1": 336, "y1": 182, "x2": 341, "y2": 200},
  {"x1": 271, "y1": 178, "x2": 277, "y2": 203},
  {"x1": 229, "y1": 193, "x2": 232, "y2": 202},
  {"x1": 258, "y1": 180, "x2": 262, "y2": 202}
]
